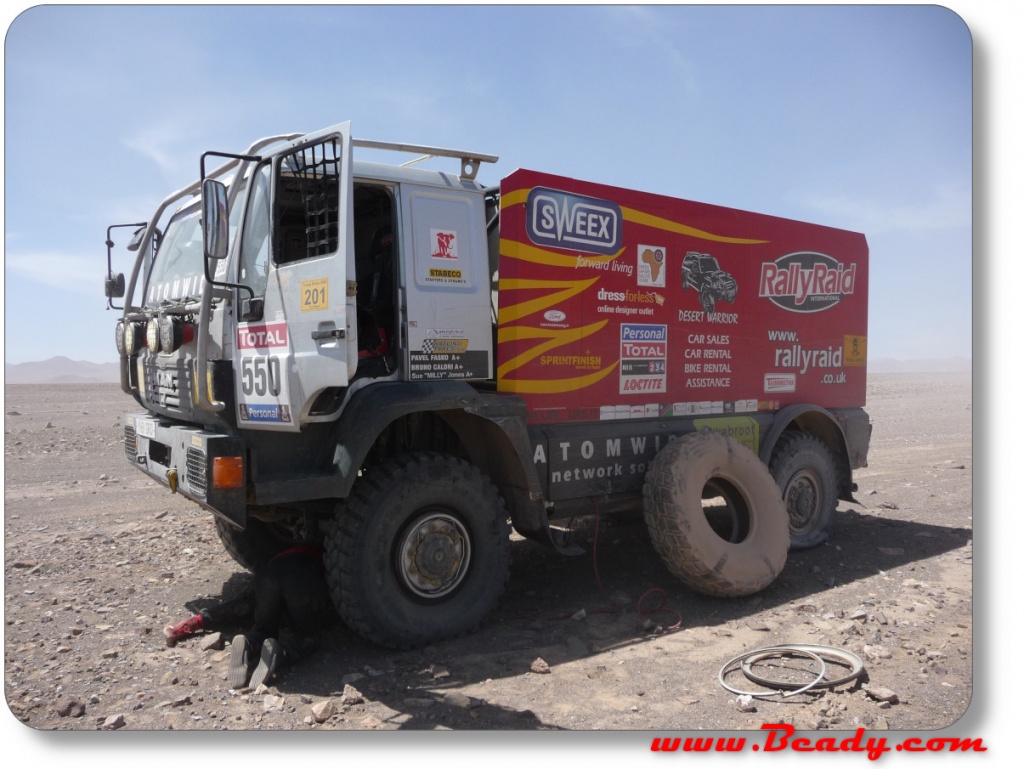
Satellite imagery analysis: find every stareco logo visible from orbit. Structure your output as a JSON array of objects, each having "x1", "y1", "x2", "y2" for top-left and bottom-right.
[
  {"x1": 759, "y1": 252, "x2": 857, "y2": 313},
  {"x1": 526, "y1": 187, "x2": 622, "y2": 255}
]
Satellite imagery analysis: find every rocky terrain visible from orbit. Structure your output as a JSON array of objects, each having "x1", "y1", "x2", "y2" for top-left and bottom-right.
[{"x1": 4, "y1": 374, "x2": 973, "y2": 740}]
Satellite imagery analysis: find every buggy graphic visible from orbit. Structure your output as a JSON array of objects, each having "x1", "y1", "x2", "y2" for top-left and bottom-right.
[{"x1": 681, "y1": 250, "x2": 738, "y2": 315}]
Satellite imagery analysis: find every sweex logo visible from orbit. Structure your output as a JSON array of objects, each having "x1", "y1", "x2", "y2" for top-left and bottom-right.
[
  {"x1": 759, "y1": 252, "x2": 857, "y2": 313},
  {"x1": 527, "y1": 187, "x2": 622, "y2": 255}
]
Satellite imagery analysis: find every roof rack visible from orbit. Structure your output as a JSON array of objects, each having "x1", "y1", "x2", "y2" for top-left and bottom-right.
[{"x1": 353, "y1": 138, "x2": 498, "y2": 182}]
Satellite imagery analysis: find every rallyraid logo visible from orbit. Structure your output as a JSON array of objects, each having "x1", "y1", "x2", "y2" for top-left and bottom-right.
[{"x1": 759, "y1": 252, "x2": 857, "y2": 313}]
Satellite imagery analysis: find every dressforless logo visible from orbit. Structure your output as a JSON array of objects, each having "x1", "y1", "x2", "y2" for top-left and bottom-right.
[{"x1": 759, "y1": 252, "x2": 857, "y2": 313}]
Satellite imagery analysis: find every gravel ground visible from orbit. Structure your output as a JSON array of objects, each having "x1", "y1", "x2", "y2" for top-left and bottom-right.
[{"x1": 3, "y1": 374, "x2": 975, "y2": 751}]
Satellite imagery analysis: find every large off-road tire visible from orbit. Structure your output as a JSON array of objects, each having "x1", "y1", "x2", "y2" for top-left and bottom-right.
[
  {"x1": 214, "y1": 515, "x2": 299, "y2": 572},
  {"x1": 643, "y1": 432, "x2": 789, "y2": 597},
  {"x1": 323, "y1": 452, "x2": 512, "y2": 649},
  {"x1": 769, "y1": 432, "x2": 839, "y2": 550}
]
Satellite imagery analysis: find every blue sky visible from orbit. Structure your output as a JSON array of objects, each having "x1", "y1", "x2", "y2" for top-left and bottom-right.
[{"x1": 2, "y1": 3, "x2": 975, "y2": 366}]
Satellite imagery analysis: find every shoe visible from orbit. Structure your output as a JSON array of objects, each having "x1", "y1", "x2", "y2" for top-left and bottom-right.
[
  {"x1": 163, "y1": 614, "x2": 204, "y2": 646},
  {"x1": 249, "y1": 638, "x2": 282, "y2": 689},
  {"x1": 229, "y1": 635, "x2": 254, "y2": 689}
]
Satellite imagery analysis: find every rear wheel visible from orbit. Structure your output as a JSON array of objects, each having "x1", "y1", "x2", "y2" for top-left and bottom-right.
[
  {"x1": 770, "y1": 433, "x2": 839, "y2": 549},
  {"x1": 323, "y1": 452, "x2": 511, "y2": 649},
  {"x1": 643, "y1": 432, "x2": 789, "y2": 597}
]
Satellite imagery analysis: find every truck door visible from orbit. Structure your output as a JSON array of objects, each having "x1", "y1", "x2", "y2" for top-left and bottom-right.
[
  {"x1": 234, "y1": 122, "x2": 356, "y2": 431},
  {"x1": 401, "y1": 185, "x2": 493, "y2": 381}
]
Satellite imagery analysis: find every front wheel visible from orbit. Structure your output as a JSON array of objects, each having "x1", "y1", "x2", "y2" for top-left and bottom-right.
[
  {"x1": 323, "y1": 452, "x2": 512, "y2": 649},
  {"x1": 700, "y1": 289, "x2": 716, "y2": 315},
  {"x1": 214, "y1": 515, "x2": 301, "y2": 572}
]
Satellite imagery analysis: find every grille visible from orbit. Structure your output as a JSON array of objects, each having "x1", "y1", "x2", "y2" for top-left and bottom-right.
[
  {"x1": 146, "y1": 368, "x2": 182, "y2": 409},
  {"x1": 124, "y1": 425, "x2": 137, "y2": 459},
  {"x1": 186, "y1": 447, "x2": 207, "y2": 495}
]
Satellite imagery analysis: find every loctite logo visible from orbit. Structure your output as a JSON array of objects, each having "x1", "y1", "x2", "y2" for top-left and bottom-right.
[
  {"x1": 759, "y1": 252, "x2": 857, "y2": 313},
  {"x1": 237, "y1": 322, "x2": 288, "y2": 349}
]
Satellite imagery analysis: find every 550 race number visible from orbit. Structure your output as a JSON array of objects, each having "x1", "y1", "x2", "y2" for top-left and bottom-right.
[{"x1": 240, "y1": 355, "x2": 282, "y2": 397}]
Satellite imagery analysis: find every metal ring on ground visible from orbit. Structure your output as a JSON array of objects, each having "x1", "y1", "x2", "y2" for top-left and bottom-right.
[
  {"x1": 740, "y1": 644, "x2": 865, "y2": 690},
  {"x1": 719, "y1": 646, "x2": 826, "y2": 699}
]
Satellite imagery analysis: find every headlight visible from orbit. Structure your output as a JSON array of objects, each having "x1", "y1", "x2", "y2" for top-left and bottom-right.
[
  {"x1": 158, "y1": 317, "x2": 196, "y2": 354},
  {"x1": 115, "y1": 321, "x2": 126, "y2": 357},
  {"x1": 159, "y1": 317, "x2": 176, "y2": 354},
  {"x1": 146, "y1": 319, "x2": 160, "y2": 353},
  {"x1": 124, "y1": 321, "x2": 145, "y2": 355}
]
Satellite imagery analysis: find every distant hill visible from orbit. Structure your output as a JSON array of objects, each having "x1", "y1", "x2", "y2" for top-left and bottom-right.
[
  {"x1": 5, "y1": 356, "x2": 121, "y2": 384},
  {"x1": 4, "y1": 355, "x2": 972, "y2": 384}
]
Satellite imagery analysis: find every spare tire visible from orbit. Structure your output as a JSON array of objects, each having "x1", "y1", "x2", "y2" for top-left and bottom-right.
[{"x1": 643, "y1": 432, "x2": 789, "y2": 597}]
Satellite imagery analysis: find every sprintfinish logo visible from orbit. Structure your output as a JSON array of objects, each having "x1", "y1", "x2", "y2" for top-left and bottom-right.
[{"x1": 526, "y1": 187, "x2": 622, "y2": 255}]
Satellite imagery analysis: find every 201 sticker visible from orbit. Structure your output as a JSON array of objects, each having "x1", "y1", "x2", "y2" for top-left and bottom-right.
[{"x1": 301, "y1": 278, "x2": 328, "y2": 312}]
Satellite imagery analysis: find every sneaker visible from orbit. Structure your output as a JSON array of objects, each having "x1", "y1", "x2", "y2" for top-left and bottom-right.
[
  {"x1": 229, "y1": 635, "x2": 254, "y2": 689},
  {"x1": 249, "y1": 638, "x2": 282, "y2": 689},
  {"x1": 163, "y1": 614, "x2": 204, "y2": 646}
]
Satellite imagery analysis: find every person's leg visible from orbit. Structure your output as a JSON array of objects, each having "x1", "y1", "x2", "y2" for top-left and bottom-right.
[
  {"x1": 231, "y1": 565, "x2": 285, "y2": 688},
  {"x1": 201, "y1": 587, "x2": 255, "y2": 628},
  {"x1": 278, "y1": 555, "x2": 329, "y2": 663},
  {"x1": 163, "y1": 586, "x2": 255, "y2": 645}
]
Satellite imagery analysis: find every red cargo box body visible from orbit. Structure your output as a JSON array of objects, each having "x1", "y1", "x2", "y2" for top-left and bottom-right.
[{"x1": 496, "y1": 169, "x2": 868, "y2": 425}]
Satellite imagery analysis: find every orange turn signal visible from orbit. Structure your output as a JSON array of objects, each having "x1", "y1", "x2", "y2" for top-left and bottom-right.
[{"x1": 212, "y1": 456, "x2": 244, "y2": 489}]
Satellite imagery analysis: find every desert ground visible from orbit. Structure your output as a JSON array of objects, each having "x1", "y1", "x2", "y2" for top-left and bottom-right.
[{"x1": 4, "y1": 373, "x2": 972, "y2": 738}]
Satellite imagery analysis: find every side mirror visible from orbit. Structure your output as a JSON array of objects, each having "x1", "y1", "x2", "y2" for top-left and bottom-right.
[
  {"x1": 126, "y1": 226, "x2": 146, "y2": 252},
  {"x1": 202, "y1": 179, "x2": 230, "y2": 260},
  {"x1": 105, "y1": 273, "x2": 126, "y2": 299}
]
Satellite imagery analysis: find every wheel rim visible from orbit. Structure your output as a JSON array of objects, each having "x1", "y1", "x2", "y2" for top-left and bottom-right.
[
  {"x1": 784, "y1": 470, "x2": 821, "y2": 531},
  {"x1": 396, "y1": 511, "x2": 471, "y2": 598}
]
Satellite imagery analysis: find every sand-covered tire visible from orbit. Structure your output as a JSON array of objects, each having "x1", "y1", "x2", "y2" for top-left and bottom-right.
[
  {"x1": 323, "y1": 452, "x2": 511, "y2": 649},
  {"x1": 214, "y1": 515, "x2": 297, "y2": 572},
  {"x1": 643, "y1": 432, "x2": 789, "y2": 597},
  {"x1": 770, "y1": 432, "x2": 839, "y2": 550}
]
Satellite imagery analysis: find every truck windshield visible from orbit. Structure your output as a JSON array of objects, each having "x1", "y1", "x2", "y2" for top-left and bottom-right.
[
  {"x1": 145, "y1": 204, "x2": 204, "y2": 304},
  {"x1": 699, "y1": 256, "x2": 721, "y2": 272},
  {"x1": 144, "y1": 185, "x2": 246, "y2": 306}
]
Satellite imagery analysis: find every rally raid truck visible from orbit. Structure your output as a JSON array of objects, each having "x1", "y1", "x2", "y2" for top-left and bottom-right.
[{"x1": 105, "y1": 121, "x2": 871, "y2": 649}]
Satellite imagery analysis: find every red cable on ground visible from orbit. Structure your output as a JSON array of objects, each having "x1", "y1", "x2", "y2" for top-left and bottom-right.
[{"x1": 502, "y1": 503, "x2": 684, "y2": 631}]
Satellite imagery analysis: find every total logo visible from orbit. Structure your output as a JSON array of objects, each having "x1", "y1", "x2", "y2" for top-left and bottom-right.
[{"x1": 759, "y1": 252, "x2": 857, "y2": 313}]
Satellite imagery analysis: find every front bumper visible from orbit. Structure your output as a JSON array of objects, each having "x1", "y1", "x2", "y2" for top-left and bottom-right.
[{"x1": 124, "y1": 412, "x2": 247, "y2": 526}]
